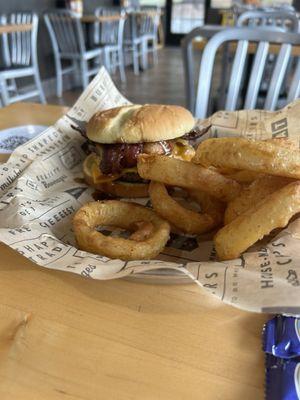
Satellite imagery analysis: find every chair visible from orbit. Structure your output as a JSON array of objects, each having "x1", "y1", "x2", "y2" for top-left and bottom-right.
[
  {"x1": 237, "y1": 11, "x2": 299, "y2": 102},
  {"x1": 44, "y1": 10, "x2": 103, "y2": 97},
  {"x1": 0, "y1": 12, "x2": 45, "y2": 106},
  {"x1": 237, "y1": 10, "x2": 299, "y2": 32},
  {"x1": 182, "y1": 27, "x2": 300, "y2": 118},
  {"x1": 181, "y1": 26, "x2": 227, "y2": 113},
  {"x1": 94, "y1": 7, "x2": 126, "y2": 82},
  {"x1": 123, "y1": 11, "x2": 147, "y2": 75},
  {"x1": 139, "y1": 8, "x2": 161, "y2": 68},
  {"x1": 232, "y1": 4, "x2": 295, "y2": 23}
]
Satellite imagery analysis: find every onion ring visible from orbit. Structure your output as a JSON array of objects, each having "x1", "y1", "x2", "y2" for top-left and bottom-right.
[
  {"x1": 73, "y1": 200, "x2": 170, "y2": 260},
  {"x1": 188, "y1": 189, "x2": 224, "y2": 227},
  {"x1": 214, "y1": 181, "x2": 300, "y2": 261},
  {"x1": 224, "y1": 175, "x2": 293, "y2": 224},
  {"x1": 149, "y1": 182, "x2": 222, "y2": 234},
  {"x1": 137, "y1": 154, "x2": 241, "y2": 202},
  {"x1": 223, "y1": 170, "x2": 265, "y2": 184},
  {"x1": 194, "y1": 138, "x2": 300, "y2": 179},
  {"x1": 264, "y1": 137, "x2": 299, "y2": 150}
]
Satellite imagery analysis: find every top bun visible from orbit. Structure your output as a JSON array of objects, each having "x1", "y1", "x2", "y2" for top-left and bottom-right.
[{"x1": 86, "y1": 104, "x2": 195, "y2": 143}]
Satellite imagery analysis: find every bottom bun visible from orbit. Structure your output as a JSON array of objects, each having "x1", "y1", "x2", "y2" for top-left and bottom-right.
[{"x1": 98, "y1": 180, "x2": 149, "y2": 198}]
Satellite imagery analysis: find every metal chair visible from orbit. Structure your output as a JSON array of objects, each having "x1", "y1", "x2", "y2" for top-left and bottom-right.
[
  {"x1": 182, "y1": 27, "x2": 300, "y2": 118},
  {"x1": 139, "y1": 8, "x2": 161, "y2": 68},
  {"x1": 44, "y1": 10, "x2": 103, "y2": 97},
  {"x1": 232, "y1": 4, "x2": 296, "y2": 23},
  {"x1": 123, "y1": 12, "x2": 147, "y2": 75},
  {"x1": 0, "y1": 12, "x2": 46, "y2": 106},
  {"x1": 236, "y1": 11, "x2": 299, "y2": 102},
  {"x1": 94, "y1": 7, "x2": 126, "y2": 82},
  {"x1": 237, "y1": 10, "x2": 299, "y2": 31}
]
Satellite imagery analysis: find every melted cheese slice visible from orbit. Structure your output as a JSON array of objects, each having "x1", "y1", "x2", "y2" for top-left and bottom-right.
[
  {"x1": 172, "y1": 139, "x2": 195, "y2": 161},
  {"x1": 84, "y1": 153, "x2": 138, "y2": 184},
  {"x1": 84, "y1": 153, "x2": 120, "y2": 184}
]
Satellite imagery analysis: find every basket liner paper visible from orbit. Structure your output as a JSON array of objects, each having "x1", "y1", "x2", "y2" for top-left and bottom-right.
[{"x1": 1, "y1": 68, "x2": 300, "y2": 314}]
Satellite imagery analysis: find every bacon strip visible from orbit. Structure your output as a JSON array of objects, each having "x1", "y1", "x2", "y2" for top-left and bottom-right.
[{"x1": 99, "y1": 141, "x2": 172, "y2": 175}]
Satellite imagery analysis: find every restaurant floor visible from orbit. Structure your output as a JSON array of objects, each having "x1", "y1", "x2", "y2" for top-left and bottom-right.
[{"x1": 48, "y1": 46, "x2": 187, "y2": 107}]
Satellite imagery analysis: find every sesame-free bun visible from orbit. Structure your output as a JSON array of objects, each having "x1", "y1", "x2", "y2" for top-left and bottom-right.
[{"x1": 87, "y1": 104, "x2": 195, "y2": 144}]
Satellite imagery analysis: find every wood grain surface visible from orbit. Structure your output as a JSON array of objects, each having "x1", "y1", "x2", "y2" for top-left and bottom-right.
[
  {"x1": 0, "y1": 24, "x2": 32, "y2": 35},
  {"x1": 0, "y1": 103, "x2": 267, "y2": 400},
  {"x1": 81, "y1": 15, "x2": 124, "y2": 23},
  {"x1": 193, "y1": 38, "x2": 300, "y2": 56}
]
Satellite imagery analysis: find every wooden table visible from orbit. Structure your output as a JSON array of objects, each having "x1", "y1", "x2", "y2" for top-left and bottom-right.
[
  {"x1": 0, "y1": 103, "x2": 267, "y2": 400},
  {"x1": 0, "y1": 23, "x2": 32, "y2": 35},
  {"x1": 81, "y1": 15, "x2": 125, "y2": 23}
]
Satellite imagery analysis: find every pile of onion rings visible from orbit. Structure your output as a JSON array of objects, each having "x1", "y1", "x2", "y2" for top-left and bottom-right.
[
  {"x1": 193, "y1": 137, "x2": 300, "y2": 260},
  {"x1": 215, "y1": 182, "x2": 300, "y2": 260},
  {"x1": 75, "y1": 136, "x2": 300, "y2": 262}
]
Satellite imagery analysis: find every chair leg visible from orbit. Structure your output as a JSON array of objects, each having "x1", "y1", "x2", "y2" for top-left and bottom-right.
[
  {"x1": 80, "y1": 60, "x2": 89, "y2": 88},
  {"x1": 104, "y1": 49, "x2": 111, "y2": 73},
  {"x1": 55, "y1": 56, "x2": 63, "y2": 98},
  {"x1": 72, "y1": 59, "x2": 78, "y2": 87},
  {"x1": 117, "y1": 48, "x2": 126, "y2": 83},
  {"x1": 112, "y1": 51, "x2": 117, "y2": 74},
  {"x1": 33, "y1": 69, "x2": 46, "y2": 104},
  {"x1": 153, "y1": 40, "x2": 158, "y2": 65},
  {"x1": 133, "y1": 44, "x2": 139, "y2": 75},
  {"x1": 141, "y1": 39, "x2": 148, "y2": 71},
  {"x1": 0, "y1": 78, "x2": 10, "y2": 106}
]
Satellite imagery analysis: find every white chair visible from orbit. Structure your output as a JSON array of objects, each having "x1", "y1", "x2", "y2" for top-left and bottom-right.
[
  {"x1": 44, "y1": 10, "x2": 103, "y2": 97},
  {"x1": 0, "y1": 12, "x2": 45, "y2": 106},
  {"x1": 139, "y1": 8, "x2": 161, "y2": 68},
  {"x1": 94, "y1": 7, "x2": 126, "y2": 82},
  {"x1": 123, "y1": 11, "x2": 147, "y2": 75},
  {"x1": 237, "y1": 10, "x2": 299, "y2": 31},
  {"x1": 236, "y1": 11, "x2": 300, "y2": 105}
]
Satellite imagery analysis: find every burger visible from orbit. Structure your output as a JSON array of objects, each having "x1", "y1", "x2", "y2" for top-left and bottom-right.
[{"x1": 83, "y1": 104, "x2": 197, "y2": 198}]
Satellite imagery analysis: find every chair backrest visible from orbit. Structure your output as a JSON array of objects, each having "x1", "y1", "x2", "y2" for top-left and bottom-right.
[
  {"x1": 44, "y1": 10, "x2": 85, "y2": 56},
  {"x1": 182, "y1": 27, "x2": 300, "y2": 118},
  {"x1": 124, "y1": 12, "x2": 139, "y2": 42},
  {"x1": 0, "y1": 12, "x2": 38, "y2": 68},
  {"x1": 94, "y1": 7, "x2": 125, "y2": 46},
  {"x1": 232, "y1": 4, "x2": 296, "y2": 25},
  {"x1": 237, "y1": 10, "x2": 299, "y2": 32},
  {"x1": 138, "y1": 9, "x2": 160, "y2": 37}
]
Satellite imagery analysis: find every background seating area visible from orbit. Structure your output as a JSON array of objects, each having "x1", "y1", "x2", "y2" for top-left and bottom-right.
[
  {"x1": 0, "y1": 1, "x2": 299, "y2": 115},
  {"x1": 0, "y1": 4, "x2": 162, "y2": 106}
]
